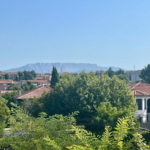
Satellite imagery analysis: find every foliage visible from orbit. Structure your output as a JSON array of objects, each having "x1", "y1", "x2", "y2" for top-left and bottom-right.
[
  {"x1": 32, "y1": 71, "x2": 136, "y2": 131},
  {"x1": 18, "y1": 70, "x2": 36, "y2": 80},
  {"x1": 4, "y1": 73, "x2": 9, "y2": 79},
  {"x1": 106, "y1": 67, "x2": 115, "y2": 78},
  {"x1": 116, "y1": 74, "x2": 129, "y2": 83},
  {"x1": 0, "y1": 106, "x2": 149, "y2": 150},
  {"x1": 0, "y1": 97, "x2": 10, "y2": 135},
  {"x1": 115, "y1": 68, "x2": 125, "y2": 75},
  {"x1": 92, "y1": 102, "x2": 131, "y2": 130},
  {"x1": 105, "y1": 68, "x2": 129, "y2": 83},
  {"x1": 140, "y1": 64, "x2": 150, "y2": 83},
  {"x1": 0, "y1": 76, "x2": 4, "y2": 79},
  {"x1": 51, "y1": 66, "x2": 59, "y2": 88},
  {"x1": 8, "y1": 81, "x2": 37, "y2": 92},
  {"x1": 1, "y1": 91, "x2": 18, "y2": 108}
]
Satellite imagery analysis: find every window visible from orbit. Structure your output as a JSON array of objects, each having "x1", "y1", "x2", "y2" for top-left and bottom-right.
[
  {"x1": 145, "y1": 98, "x2": 146, "y2": 110},
  {"x1": 136, "y1": 99, "x2": 142, "y2": 110}
]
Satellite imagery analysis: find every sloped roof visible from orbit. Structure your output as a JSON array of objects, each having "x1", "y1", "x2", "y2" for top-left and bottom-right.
[
  {"x1": 21, "y1": 80, "x2": 50, "y2": 83},
  {"x1": 0, "y1": 80, "x2": 17, "y2": 84},
  {"x1": 0, "y1": 72, "x2": 18, "y2": 75},
  {"x1": 17, "y1": 86, "x2": 52, "y2": 99},
  {"x1": 128, "y1": 82, "x2": 150, "y2": 96}
]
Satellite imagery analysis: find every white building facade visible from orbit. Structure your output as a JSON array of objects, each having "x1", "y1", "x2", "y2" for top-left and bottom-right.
[{"x1": 129, "y1": 82, "x2": 150, "y2": 123}]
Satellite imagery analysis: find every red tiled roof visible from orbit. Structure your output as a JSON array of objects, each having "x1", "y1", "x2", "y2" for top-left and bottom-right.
[
  {"x1": 0, "y1": 80, "x2": 17, "y2": 84},
  {"x1": 128, "y1": 81, "x2": 150, "y2": 96},
  {"x1": 21, "y1": 80, "x2": 50, "y2": 83},
  {"x1": 17, "y1": 86, "x2": 52, "y2": 99},
  {"x1": 0, "y1": 72, "x2": 18, "y2": 75}
]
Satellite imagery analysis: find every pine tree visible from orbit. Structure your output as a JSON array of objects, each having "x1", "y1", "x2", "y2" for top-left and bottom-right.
[{"x1": 50, "y1": 66, "x2": 59, "y2": 88}]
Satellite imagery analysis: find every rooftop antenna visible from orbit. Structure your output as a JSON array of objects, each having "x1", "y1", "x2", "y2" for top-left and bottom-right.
[{"x1": 134, "y1": 65, "x2": 135, "y2": 71}]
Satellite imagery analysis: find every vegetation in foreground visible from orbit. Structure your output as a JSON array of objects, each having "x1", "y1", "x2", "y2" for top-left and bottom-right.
[{"x1": 0, "y1": 105, "x2": 149, "y2": 150}]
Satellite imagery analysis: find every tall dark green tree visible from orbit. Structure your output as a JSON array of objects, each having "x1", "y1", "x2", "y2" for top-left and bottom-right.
[
  {"x1": 140, "y1": 64, "x2": 150, "y2": 83},
  {"x1": 115, "y1": 68, "x2": 125, "y2": 75},
  {"x1": 5, "y1": 73, "x2": 9, "y2": 79},
  {"x1": 50, "y1": 66, "x2": 59, "y2": 88},
  {"x1": 106, "y1": 67, "x2": 115, "y2": 78}
]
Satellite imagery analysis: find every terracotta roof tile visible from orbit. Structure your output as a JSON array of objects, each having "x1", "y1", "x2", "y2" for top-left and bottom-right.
[
  {"x1": 17, "y1": 86, "x2": 52, "y2": 99},
  {"x1": 0, "y1": 80, "x2": 16, "y2": 84},
  {"x1": 0, "y1": 72, "x2": 18, "y2": 75},
  {"x1": 21, "y1": 80, "x2": 50, "y2": 83},
  {"x1": 128, "y1": 81, "x2": 150, "y2": 96}
]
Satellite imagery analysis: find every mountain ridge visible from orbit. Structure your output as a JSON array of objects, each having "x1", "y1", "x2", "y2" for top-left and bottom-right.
[{"x1": 3, "y1": 63, "x2": 124, "y2": 73}]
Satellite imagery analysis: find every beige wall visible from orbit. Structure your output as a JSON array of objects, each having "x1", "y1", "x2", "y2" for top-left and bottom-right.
[{"x1": 0, "y1": 84, "x2": 9, "y2": 91}]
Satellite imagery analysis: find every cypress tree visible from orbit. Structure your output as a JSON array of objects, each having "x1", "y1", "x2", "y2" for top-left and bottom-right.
[
  {"x1": 51, "y1": 66, "x2": 59, "y2": 88},
  {"x1": 5, "y1": 73, "x2": 9, "y2": 79}
]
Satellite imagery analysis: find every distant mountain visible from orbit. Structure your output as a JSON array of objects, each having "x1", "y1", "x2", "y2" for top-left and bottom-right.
[{"x1": 4, "y1": 63, "x2": 123, "y2": 73}]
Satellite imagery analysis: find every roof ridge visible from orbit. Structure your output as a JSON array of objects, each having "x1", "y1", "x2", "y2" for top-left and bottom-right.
[
  {"x1": 131, "y1": 81, "x2": 141, "y2": 90},
  {"x1": 17, "y1": 86, "x2": 50, "y2": 99},
  {"x1": 135, "y1": 89, "x2": 149, "y2": 95}
]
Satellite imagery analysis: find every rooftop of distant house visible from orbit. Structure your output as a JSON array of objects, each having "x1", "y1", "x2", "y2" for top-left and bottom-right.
[
  {"x1": 128, "y1": 81, "x2": 150, "y2": 96},
  {"x1": 0, "y1": 72, "x2": 18, "y2": 75},
  {"x1": 21, "y1": 80, "x2": 50, "y2": 83},
  {"x1": 0, "y1": 90, "x2": 15, "y2": 96},
  {"x1": 0, "y1": 80, "x2": 18, "y2": 84},
  {"x1": 16, "y1": 86, "x2": 52, "y2": 99}
]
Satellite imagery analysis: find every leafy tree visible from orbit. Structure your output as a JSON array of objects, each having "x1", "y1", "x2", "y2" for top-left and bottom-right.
[
  {"x1": 36, "y1": 71, "x2": 136, "y2": 131},
  {"x1": 30, "y1": 70, "x2": 36, "y2": 78},
  {"x1": 0, "y1": 97, "x2": 10, "y2": 135},
  {"x1": 0, "y1": 106, "x2": 149, "y2": 150},
  {"x1": 115, "y1": 68, "x2": 125, "y2": 75},
  {"x1": 4, "y1": 73, "x2": 9, "y2": 79},
  {"x1": 106, "y1": 67, "x2": 115, "y2": 78},
  {"x1": 18, "y1": 70, "x2": 36, "y2": 81},
  {"x1": 8, "y1": 81, "x2": 37, "y2": 92},
  {"x1": 50, "y1": 66, "x2": 59, "y2": 88},
  {"x1": 0, "y1": 76, "x2": 4, "y2": 79},
  {"x1": 18, "y1": 71, "x2": 24, "y2": 80},
  {"x1": 140, "y1": 64, "x2": 150, "y2": 83},
  {"x1": 2, "y1": 91, "x2": 18, "y2": 108},
  {"x1": 116, "y1": 74, "x2": 129, "y2": 83}
]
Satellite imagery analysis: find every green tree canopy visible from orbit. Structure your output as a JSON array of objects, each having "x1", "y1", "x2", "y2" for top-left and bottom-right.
[
  {"x1": 0, "y1": 97, "x2": 10, "y2": 135},
  {"x1": 32, "y1": 71, "x2": 136, "y2": 130},
  {"x1": 116, "y1": 74, "x2": 129, "y2": 83},
  {"x1": 115, "y1": 68, "x2": 125, "y2": 75},
  {"x1": 0, "y1": 106, "x2": 148, "y2": 150},
  {"x1": 8, "y1": 81, "x2": 37, "y2": 92},
  {"x1": 4, "y1": 73, "x2": 9, "y2": 79},
  {"x1": 140, "y1": 64, "x2": 150, "y2": 83},
  {"x1": 0, "y1": 76, "x2": 4, "y2": 79},
  {"x1": 106, "y1": 67, "x2": 115, "y2": 78},
  {"x1": 2, "y1": 91, "x2": 18, "y2": 108},
  {"x1": 18, "y1": 70, "x2": 36, "y2": 81},
  {"x1": 50, "y1": 66, "x2": 59, "y2": 88}
]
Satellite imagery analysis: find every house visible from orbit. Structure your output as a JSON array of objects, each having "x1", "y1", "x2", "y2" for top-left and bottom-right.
[
  {"x1": 0, "y1": 72, "x2": 18, "y2": 80},
  {"x1": 0, "y1": 80, "x2": 17, "y2": 91},
  {"x1": 0, "y1": 90, "x2": 15, "y2": 96},
  {"x1": 128, "y1": 81, "x2": 150, "y2": 123},
  {"x1": 36, "y1": 74, "x2": 51, "y2": 81},
  {"x1": 125, "y1": 70, "x2": 141, "y2": 82},
  {"x1": 19, "y1": 80, "x2": 50, "y2": 87},
  {"x1": 16, "y1": 86, "x2": 52, "y2": 106}
]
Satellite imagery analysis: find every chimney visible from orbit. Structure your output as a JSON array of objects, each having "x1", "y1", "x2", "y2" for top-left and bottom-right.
[{"x1": 19, "y1": 90, "x2": 22, "y2": 96}]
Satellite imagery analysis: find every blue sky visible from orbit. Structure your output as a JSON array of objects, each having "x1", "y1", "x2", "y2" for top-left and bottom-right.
[{"x1": 0, "y1": 0, "x2": 150, "y2": 70}]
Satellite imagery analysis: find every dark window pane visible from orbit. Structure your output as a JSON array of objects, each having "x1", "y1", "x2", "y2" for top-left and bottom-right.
[
  {"x1": 145, "y1": 99, "x2": 146, "y2": 110},
  {"x1": 136, "y1": 99, "x2": 142, "y2": 110}
]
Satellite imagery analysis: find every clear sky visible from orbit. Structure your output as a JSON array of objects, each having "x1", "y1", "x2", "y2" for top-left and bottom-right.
[{"x1": 0, "y1": 0, "x2": 150, "y2": 70}]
